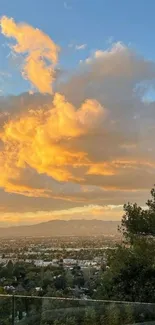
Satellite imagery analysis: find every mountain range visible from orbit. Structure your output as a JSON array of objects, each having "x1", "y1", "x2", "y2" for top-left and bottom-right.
[{"x1": 0, "y1": 220, "x2": 120, "y2": 237}]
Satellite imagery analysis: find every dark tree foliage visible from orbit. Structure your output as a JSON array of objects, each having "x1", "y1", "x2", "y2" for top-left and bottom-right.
[
  {"x1": 120, "y1": 186, "x2": 155, "y2": 243},
  {"x1": 95, "y1": 186, "x2": 155, "y2": 304}
]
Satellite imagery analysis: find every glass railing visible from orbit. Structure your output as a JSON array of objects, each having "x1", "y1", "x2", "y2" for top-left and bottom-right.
[{"x1": 1, "y1": 294, "x2": 155, "y2": 324}]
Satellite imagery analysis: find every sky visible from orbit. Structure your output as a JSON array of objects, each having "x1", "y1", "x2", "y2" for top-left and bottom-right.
[{"x1": 0, "y1": 0, "x2": 155, "y2": 226}]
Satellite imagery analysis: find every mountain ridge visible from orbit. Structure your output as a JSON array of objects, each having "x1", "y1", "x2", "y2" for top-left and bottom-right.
[{"x1": 0, "y1": 219, "x2": 120, "y2": 237}]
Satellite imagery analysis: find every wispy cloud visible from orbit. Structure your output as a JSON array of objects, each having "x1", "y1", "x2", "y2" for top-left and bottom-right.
[
  {"x1": 68, "y1": 43, "x2": 87, "y2": 51},
  {"x1": 75, "y1": 44, "x2": 87, "y2": 50}
]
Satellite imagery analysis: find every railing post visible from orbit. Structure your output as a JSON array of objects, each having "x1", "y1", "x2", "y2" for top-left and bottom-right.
[{"x1": 12, "y1": 295, "x2": 15, "y2": 325}]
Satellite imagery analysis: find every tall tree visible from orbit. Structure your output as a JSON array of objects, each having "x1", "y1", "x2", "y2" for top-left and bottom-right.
[
  {"x1": 96, "y1": 186, "x2": 155, "y2": 303},
  {"x1": 120, "y1": 186, "x2": 155, "y2": 243}
]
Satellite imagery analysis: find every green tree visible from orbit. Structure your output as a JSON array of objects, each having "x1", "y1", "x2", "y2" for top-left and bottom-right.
[
  {"x1": 65, "y1": 270, "x2": 74, "y2": 288},
  {"x1": 6, "y1": 260, "x2": 14, "y2": 278},
  {"x1": 96, "y1": 186, "x2": 155, "y2": 303},
  {"x1": 120, "y1": 186, "x2": 155, "y2": 243}
]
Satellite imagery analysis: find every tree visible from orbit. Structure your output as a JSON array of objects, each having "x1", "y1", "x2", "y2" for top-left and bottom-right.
[
  {"x1": 54, "y1": 275, "x2": 66, "y2": 290},
  {"x1": 96, "y1": 186, "x2": 155, "y2": 304},
  {"x1": 6, "y1": 260, "x2": 14, "y2": 278},
  {"x1": 120, "y1": 186, "x2": 155, "y2": 243},
  {"x1": 13, "y1": 262, "x2": 26, "y2": 280},
  {"x1": 96, "y1": 240, "x2": 155, "y2": 302},
  {"x1": 65, "y1": 270, "x2": 74, "y2": 288},
  {"x1": 42, "y1": 270, "x2": 53, "y2": 290}
]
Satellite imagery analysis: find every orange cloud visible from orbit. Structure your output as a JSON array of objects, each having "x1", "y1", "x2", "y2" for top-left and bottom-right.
[
  {"x1": 87, "y1": 163, "x2": 116, "y2": 176},
  {"x1": 87, "y1": 160, "x2": 155, "y2": 176},
  {"x1": 0, "y1": 16, "x2": 59, "y2": 93},
  {"x1": 0, "y1": 16, "x2": 155, "y2": 214},
  {"x1": 0, "y1": 93, "x2": 105, "y2": 195}
]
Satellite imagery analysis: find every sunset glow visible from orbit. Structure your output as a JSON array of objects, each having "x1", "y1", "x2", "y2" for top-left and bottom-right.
[{"x1": 0, "y1": 6, "x2": 155, "y2": 226}]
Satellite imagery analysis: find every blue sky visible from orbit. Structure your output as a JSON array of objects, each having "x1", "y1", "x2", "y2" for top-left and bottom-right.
[{"x1": 0, "y1": 0, "x2": 155, "y2": 94}]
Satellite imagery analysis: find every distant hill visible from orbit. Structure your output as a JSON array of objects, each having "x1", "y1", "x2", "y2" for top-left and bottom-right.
[{"x1": 0, "y1": 220, "x2": 120, "y2": 237}]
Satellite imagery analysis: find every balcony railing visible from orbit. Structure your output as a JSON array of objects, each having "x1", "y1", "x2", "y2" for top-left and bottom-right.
[{"x1": 0, "y1": 294, "x2": 155, "y2": 324}]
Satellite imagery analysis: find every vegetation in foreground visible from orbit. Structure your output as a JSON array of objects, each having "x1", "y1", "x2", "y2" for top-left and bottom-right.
[{"x1": 2, "y1": 186, "x2": 155, "y2": 323}]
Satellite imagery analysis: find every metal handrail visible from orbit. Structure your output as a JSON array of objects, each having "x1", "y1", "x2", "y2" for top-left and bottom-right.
[
  {"x1": 0, "y1": 293, "x2": 154, "y2": 305},
  {"x1": 0, "y1": 294, "x2": 154, "y2": 325}
]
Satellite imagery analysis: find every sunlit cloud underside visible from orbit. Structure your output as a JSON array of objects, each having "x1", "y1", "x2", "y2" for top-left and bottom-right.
[{"x1": 0, "y1": 16, "x2": 155, "y2": 225}]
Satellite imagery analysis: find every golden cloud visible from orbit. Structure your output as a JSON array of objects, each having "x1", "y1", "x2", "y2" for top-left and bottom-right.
[
  {"x1": 0, "y1": 16, "x2": 155, "y2": 217},
  {"x1": 0, "y1": 92, "x2": 105, "y2": 194},
  {"x1": 0, "y1": 16, "x2": 59, "y2": 93}
]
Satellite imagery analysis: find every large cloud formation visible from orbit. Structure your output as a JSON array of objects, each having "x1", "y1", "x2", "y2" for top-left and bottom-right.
[{"x1": 0, "y1": 16, "x2": 155, "y2": 223}]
